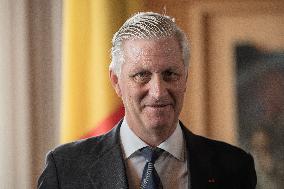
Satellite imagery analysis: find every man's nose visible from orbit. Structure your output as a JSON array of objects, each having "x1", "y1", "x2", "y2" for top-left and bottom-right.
[{"x1": 148, "y1": 75, "x2": 168, "y2": 99}]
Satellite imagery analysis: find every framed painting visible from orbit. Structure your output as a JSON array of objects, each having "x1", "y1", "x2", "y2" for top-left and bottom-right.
[{"x1": 236, "y1": 44, "x2": 284, "y2": 188}]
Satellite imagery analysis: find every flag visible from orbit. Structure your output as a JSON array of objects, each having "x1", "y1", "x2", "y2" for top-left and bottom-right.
[{"x1": 61, "y1": 0, "x2": 143, "y2": 143}]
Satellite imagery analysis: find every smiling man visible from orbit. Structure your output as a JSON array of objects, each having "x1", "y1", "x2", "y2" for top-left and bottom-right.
[
  {"x1": 111, "y1": 36, "x2": 187, "y2": 147},
  {"x1": 38, "y1": 12, "x2": 257, "y2": 189}
]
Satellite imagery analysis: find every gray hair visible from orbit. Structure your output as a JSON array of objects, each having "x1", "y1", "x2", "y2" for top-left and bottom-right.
[{"x1": 110, "y1": 12, "x2": 190, "y2": 75}]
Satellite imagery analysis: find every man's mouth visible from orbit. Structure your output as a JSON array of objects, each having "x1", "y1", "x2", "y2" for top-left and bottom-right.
[{"x1": 145, "y1": 104, "x2": 172, "y2": 109}]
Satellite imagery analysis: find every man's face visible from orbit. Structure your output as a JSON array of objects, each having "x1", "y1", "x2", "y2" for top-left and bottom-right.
[{"x1": 110, "y1": 37, "x2": 187, "y2": 139}]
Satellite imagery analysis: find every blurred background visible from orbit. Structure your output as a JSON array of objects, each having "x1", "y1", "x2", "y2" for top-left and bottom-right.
[{"x1": 0, "y1": 0, "x2": 283, "y2": 188}]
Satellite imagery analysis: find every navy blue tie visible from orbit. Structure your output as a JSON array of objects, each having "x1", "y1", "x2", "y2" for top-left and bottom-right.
[{"x1": 140, "y1": 147, "x2": 163, "y2": 189}]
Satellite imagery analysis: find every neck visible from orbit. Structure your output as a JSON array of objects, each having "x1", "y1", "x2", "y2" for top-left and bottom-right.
[{"x1": 129, "y1": 122, "x2": 177, "y2": 147}]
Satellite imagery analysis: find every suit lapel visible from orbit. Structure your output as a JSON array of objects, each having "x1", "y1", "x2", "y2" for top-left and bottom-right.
[
  {"x1": 88, "y1": 122, "x2": 128, "y2": 189},
  {"x1": 181, "y1": 123, "x2": 218, "y2": 189}
]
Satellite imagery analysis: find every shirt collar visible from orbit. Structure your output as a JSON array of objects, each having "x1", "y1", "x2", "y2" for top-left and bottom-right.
[
  {"x1": 119, "y1": 119, "x2": 185, "y2": 161},
  {"x1": 158, "y1": 123, "x2": 185, "y2": 161}
]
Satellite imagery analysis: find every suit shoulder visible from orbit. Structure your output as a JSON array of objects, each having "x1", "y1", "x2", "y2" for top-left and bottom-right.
[
  {"x1": 48, "y1": 124, "x2": 120, "y2": 161},
  {"x1": 190, "y1": 133, "x2": 252, "y2": 159},
  {"x1": 50, "y1": 126, "x2": 120, "y2": 161},
  {"x1": 51, "y1": 135, "x2": 104, "y2": 158},
  {"x1": 181, "y1": 123, "x2": 250, "y2": 158}
]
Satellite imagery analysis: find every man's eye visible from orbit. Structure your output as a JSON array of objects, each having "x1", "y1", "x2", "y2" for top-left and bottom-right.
[
  {"x1": 163, "y1": 71, "x2": 180, "y2": 81},
  {"x1": 131, "y1": 72, "x2": 151, "y2": 83}
]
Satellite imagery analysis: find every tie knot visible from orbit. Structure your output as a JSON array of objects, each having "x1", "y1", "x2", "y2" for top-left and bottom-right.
[{"x1": 140, "y1": 147, "x2": 163, "y2": 163}]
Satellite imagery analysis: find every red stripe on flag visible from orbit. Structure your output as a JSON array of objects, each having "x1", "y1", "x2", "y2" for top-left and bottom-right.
[{"x1": 81, "y1": 105, "x2": 125, "y2": 139}]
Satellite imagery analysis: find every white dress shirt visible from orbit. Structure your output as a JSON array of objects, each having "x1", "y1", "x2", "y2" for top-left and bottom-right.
[{"x1": 120, "y1": 119, "x2": 189, "y2": 189}]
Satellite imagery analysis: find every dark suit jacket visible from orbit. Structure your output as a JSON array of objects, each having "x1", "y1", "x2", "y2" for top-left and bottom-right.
[{"x1": 38, "y1": 121, "x2": 257, "y2": 189}]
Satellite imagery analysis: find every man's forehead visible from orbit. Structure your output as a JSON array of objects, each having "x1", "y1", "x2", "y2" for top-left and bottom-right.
[{"x1": 123, "y1": 38, "x2": 181, "y2": 58}]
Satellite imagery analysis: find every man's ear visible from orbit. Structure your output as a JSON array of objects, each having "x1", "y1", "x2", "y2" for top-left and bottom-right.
[
  {"x1": 184, "y1": 70, "x2": 189, "y2": 93},
  {"x1": 109, "y1": 70, "x2": 122, "y2": 97}
]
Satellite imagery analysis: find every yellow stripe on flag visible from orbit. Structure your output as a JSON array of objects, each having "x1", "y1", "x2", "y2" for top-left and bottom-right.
[{"x1": 61, "y1": 0, "x2": 144, "y2": 143}]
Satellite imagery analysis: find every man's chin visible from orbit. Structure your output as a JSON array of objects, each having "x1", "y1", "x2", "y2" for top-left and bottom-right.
[
  {"x1": 143, "y1": 119, "x2": 173, "y2": 130},
  {"x1": 143, "y1": 106, "x2": 174, "y2": 122}
]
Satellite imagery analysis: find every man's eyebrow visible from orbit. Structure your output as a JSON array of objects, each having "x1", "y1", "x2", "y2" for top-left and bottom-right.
[{"x1": 128, "y1": 68, "x2": 148, "y2": 73}]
